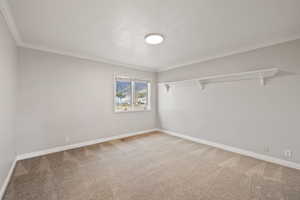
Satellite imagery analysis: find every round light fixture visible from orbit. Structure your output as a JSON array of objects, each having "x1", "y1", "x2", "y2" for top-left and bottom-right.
[{"x1": 144, "y1": 33, "x2": 164, "y2": 45}]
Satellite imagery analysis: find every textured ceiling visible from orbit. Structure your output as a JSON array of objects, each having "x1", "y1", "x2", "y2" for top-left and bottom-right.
[{"x1": 4, "y1": 0, "x2": 300, "y2": 71}]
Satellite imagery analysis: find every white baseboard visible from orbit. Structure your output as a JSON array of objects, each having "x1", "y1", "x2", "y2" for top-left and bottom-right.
[
  {"x1": 1, "y1": 129, "x2": 158, "y2": 199},
  {"x1": 4, "y1": 127, "x2": 298, "y2": 199},
  {"x1": 160, "y1": 129, "x2": 300, "y2": 170},
  {"x1": 17, "y1": 129, "x2": 158, "y2": 161},
  {"x1": 0, "y1": 158, "x2": 17, "y2": 200}
]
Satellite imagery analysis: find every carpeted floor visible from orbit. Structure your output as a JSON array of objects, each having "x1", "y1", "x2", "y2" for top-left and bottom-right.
[{"x1": 3, "y1": 131, "x2": 300, "y2": 200}]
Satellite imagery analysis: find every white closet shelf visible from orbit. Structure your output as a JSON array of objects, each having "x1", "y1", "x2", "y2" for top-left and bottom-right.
[{"x1": 159, "y1": 68, "x2": 279, "y2": 90}]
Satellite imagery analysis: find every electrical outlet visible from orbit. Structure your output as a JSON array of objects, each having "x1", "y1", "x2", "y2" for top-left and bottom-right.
[
  {"x1": 284, "y1": 150, "x2": 292, "y2": 159},
  {"x1": 264, "y1": 146, "x2": 270, "y2": 153},
  {"x1": 65, "y1": 136, "x2": 70, "y2": 143}
]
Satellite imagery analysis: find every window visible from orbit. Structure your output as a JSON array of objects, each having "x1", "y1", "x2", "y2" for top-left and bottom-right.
[
  {"x1": 115, "y1": 76, "x2": 151, "y2": 112},
  {"x1": 134, "y1": 80, "x2": 149, "y2": 111}
]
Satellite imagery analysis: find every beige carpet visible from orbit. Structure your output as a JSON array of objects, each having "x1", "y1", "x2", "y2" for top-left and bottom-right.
[{"x1": 3, "y1": 132, "x2": 300, "y2": 200}]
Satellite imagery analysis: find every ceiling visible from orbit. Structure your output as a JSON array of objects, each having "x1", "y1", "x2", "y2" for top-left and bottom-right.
[{"x1": 2, "y1": 0, "x2": 300, "y2": 71}]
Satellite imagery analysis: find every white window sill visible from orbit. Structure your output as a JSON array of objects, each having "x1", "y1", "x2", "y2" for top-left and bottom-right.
[{"x1": 114, "y1": 109, "x2": 151, "y2": 113}]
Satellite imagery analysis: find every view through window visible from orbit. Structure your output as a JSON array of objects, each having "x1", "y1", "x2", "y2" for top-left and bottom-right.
[{"x1": 115, "y1": 77, "x2": 150, "y2": 112}]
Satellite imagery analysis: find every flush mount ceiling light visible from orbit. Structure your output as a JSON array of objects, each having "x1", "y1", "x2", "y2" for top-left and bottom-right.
[{"x1": 144, "y1": 33, "x2": 164, "y2": 45}]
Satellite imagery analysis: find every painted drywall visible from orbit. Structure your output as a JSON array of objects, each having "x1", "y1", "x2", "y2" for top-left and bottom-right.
[
  {"x1": 0, "y1": 12, "x2": 17, "y2": 193},
  {"x1": 16, "y1": 47, "x2": 157, "y2": 155},
  {"x1": 158, "y1": 39, "x2": 300, "y2": 164}
]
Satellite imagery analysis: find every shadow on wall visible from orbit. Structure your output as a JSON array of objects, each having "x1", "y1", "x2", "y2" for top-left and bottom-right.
[{"x1": 264, "y1": 70, "x2": 298, "y2": 85}]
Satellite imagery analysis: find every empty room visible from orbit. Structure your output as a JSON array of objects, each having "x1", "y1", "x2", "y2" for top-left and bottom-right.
[{"x1": 1, "y1": 0, "x2": 300, "y2": 199}]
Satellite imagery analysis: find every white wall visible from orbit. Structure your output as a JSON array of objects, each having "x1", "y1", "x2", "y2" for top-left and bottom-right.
[
  {"x1": 158, "y1": 39, "x2": 300, "y2": 164},
  {"x1": 0, "y1": 12, "x2": 17, "y2": 193},
  {"x1": 16, "y1": 48, "x2": 157, "y2": 155}
]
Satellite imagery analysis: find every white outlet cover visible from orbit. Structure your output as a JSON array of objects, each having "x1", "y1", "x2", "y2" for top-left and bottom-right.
[
  {"x1": 284, "y1": 150, "x2": 292, "y2": 158},
  {"x1": 264, "y1": 146, "x2": 270, "y2": 152},
  {"x1": 65, "y1": 137, "x2": 70, "y2": 143}
]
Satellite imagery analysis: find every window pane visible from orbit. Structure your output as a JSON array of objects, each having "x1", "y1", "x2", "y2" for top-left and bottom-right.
[
  {"x1": 134, "y1": 81, "x2": 149, "y2": 111},
  {"x1": 115, "y1": 80, "x2": 132, "y2": 112}
]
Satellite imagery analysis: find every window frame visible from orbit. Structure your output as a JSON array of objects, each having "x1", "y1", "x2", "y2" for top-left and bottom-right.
[{"x1": 114, "y1": 75, "x2": 151, "y2": 113}]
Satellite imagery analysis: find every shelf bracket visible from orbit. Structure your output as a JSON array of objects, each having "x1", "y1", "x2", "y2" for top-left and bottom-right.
[
  {"x1": 196, "y1": 80, "x2": 204, "y2": 90},
  {"x1": 165, "y1": 84, "x2": 170, "y2": 92},
  {"x1": 259, "y1": 73, "x2": 265, "y2": 86}
]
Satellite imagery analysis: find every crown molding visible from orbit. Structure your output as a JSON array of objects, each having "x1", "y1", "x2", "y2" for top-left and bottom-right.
[
  {"x1": 19, "y1": 42, "x2": 157, "y2": 72},
  {"x1": 0, "y1": 0, "x2": 22, "y2": 44},
  {"x1": 158, "y1": 35, "x2": 300, "y2": 72},
  {"x1": 2, "y1": 0, "x2": 300, "y2": 73},
  {"x1": 20, "y1": 35, "x2": 300, "y2": 73},
  {"x1": 0, "y1": 0, "x2": 157, "y2": 72}
]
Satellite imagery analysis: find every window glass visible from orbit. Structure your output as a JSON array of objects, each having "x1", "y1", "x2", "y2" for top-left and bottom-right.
[
  {"x1": 134, "y1": 81, "x2": 149, "y2": 111},
  {"x1": 115, "y1": 80, "x2": 132, "y2": 112}
]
